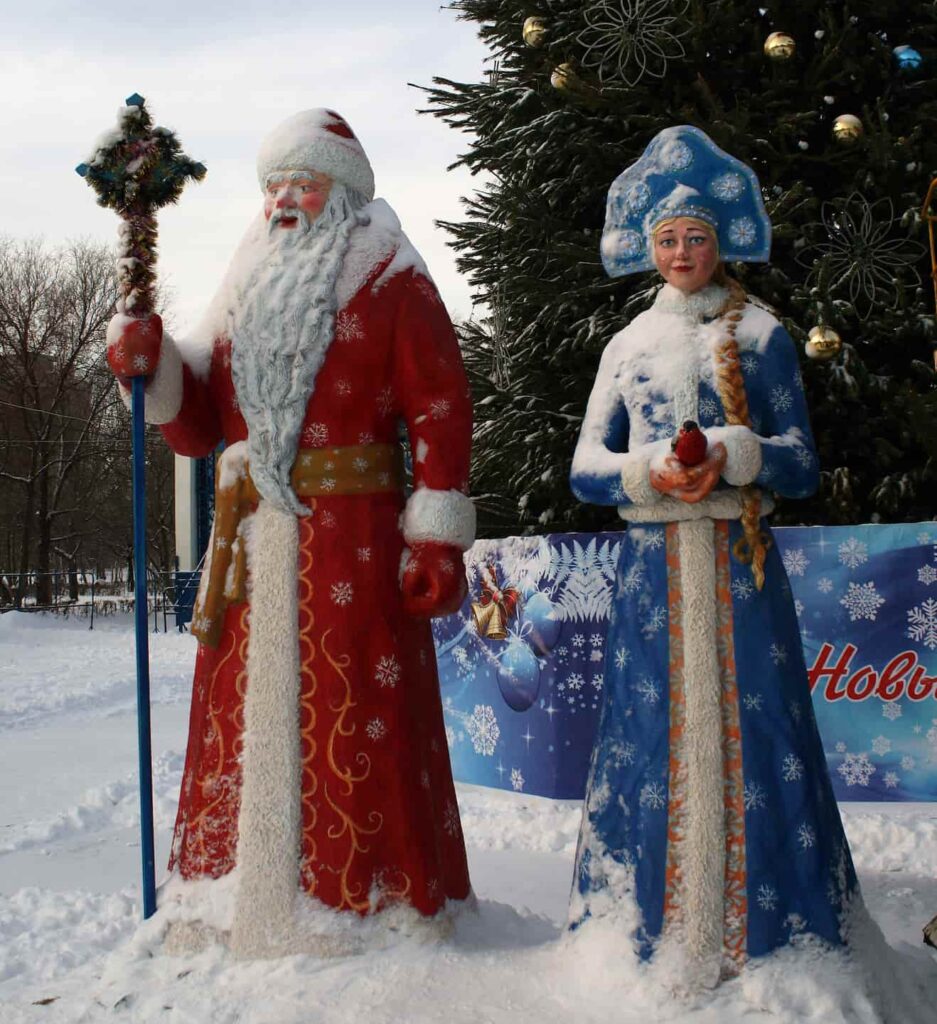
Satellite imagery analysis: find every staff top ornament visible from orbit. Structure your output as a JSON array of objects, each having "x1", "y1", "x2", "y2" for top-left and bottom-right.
[
  {"x1": 76, "y1": 94, "x2": 206, "y2": 216},
  {"x1": 600, "y1": 125, "x2": 771, "y2": 277},
  {"x1": 77, "y1": 94, "x2": 206, "y2": 317}
]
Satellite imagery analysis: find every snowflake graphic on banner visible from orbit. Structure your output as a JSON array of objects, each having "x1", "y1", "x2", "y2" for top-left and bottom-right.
[
  {"x1": 871, "y1": 735, "x2": 891, "y2": 756},
  {"x1": 782, "y1": 549, "x2": 809, "y2": 577},
  {"x1": 919, "y1": 565, "x2": 937, "y2": 586},
  {"x1": 577, "y1": 0, "x2": 690, "y2": 87},
  {"x1": 840, "y1": 581, "x2": 886, "y2": 622},
  {"x1": 907, "y1": 598, "x2": 937, "y2": 651},
  {"x1": 510, "y1": 768, "x2": 525, "y2": 792},
  {"x1": 837, "y1": 751, "x2": 875, "y2": 787},
  {"x1": 883, "y1": 771, "x2": 900, "y2": 789},
  {"x1": 838, "y1": 537, "x2": 869, "y2": 569},
  {"x1": 546, "y1": 538, "x2": 620, "y2": 622},
  {"x1": 795, "y1": 192, "x2": 926, "y2": 321},
  {"x1": 882, "y1": 701, "x2": 902, "y2": 721},
  {"x1": 465, "y1": 704, "x2": 500, "y2": 756}
]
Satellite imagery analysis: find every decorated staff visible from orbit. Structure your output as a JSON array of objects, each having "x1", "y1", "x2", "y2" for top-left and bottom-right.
[{"x1": 76, "y1": 94, "x2": 205, "y2": 918}]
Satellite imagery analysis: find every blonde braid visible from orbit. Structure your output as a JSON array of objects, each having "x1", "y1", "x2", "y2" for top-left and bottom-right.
[{"x1": 712, "y1": 274, "x2": 769, "y2": 590}]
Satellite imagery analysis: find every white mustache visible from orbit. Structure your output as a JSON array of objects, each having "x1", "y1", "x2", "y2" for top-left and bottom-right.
[{"x1": 267, "y1": 206, "x2": 311, "y2": 234}]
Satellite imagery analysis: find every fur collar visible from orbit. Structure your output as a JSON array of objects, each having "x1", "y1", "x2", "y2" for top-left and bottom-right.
[{"x1": 653, "y1": 283, "x2": 729, "y2": 321}]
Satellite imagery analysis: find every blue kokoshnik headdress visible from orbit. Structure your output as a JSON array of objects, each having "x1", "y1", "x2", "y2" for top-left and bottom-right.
[{"x1": 601, "y1": 125, "x2": 772, "y2": 277}]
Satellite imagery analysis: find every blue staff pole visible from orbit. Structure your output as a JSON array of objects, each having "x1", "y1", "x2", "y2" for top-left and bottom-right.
[{"x1": 131, "y1": 375, "x2": 157, "y2": 919}]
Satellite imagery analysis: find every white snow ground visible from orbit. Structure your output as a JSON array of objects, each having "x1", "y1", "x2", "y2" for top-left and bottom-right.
[{"x1": 1, "y1": 612, "x2": 936, "y2": 1023}]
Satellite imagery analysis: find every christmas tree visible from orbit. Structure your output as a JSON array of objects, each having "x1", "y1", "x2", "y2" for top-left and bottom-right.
[{"x1": 424, "y1": 0, "x2": 937, "y2": 535}]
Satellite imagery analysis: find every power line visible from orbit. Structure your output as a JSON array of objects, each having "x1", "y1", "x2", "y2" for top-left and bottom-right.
[{"x1": 0, "y1": 397, "x2": 117, "y2": 425}]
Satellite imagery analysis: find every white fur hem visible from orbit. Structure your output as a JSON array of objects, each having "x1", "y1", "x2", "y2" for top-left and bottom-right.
[
  {"x1": 618, "y1": 489, "x2": 774, "y2": 523},
  {"x1": 620, "y1": 451, "x2": 661, "y2": 506},
  {"x1": 401, "y1": 488, "x2": 475, "y2": 550},
  {"x1": 229, "y1": 501, "x2": 303, "y2": 958},
  {"x1": 117, "y1": 332, "x2": 183, "y2": 425},
  {"x1": 707, "y1": 425, "x2": 763, "y2": 487},
  {"x1": 678, "y1": 519, "x2": 725, "y2": 961}
]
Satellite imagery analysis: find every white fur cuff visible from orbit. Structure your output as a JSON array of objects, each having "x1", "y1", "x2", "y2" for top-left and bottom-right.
[
  {"x1": 401, "y1": 488, "x2": 476, "y2": 550},
  {"x1": 620, "y1": 451, "x2": 662, "y2": 506},
  {"x1": 708, "y1": 425, "x2": 763, "y2": 487},
  {"x1": 117, "y1": 333, "x2": 184, "y2": 425}
]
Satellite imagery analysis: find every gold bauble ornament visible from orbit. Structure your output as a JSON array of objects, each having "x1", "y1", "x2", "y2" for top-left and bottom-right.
[
  {"x1": 832, "y1": 114, "x2": 864, "y2": 145},
  {"x1": 805, "y1": 325, "x2": 843, "y2": 361},
  {"x1": 550, "y1": 63, "x2": 581, "y2": 92},
  {"x1": 523, "y1": 16, "x2": 548, "y2": 48},
  {"x1": 764, "y1": 31, "x2": 796, "y2": 61}
]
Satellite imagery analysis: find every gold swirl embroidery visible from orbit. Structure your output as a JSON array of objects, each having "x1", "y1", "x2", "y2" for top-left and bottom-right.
[
  {"x1": 321, "y1": 625, "x2": 394, "y2": 911},
  {"x1": 186, "y1": 603, "x2": 247, "y2": 874},
  {"x1": 323, "y1": 628, "x2": 371, "y2": 791}
]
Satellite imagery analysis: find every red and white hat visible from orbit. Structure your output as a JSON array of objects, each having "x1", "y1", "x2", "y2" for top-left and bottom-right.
[{"x1": 256, "y1": 109, "x2": 374, "y2": 201}]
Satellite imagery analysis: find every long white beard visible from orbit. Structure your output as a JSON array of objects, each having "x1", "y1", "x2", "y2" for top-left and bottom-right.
[{"x1": 229, "y1": 186, "x2": 361, "y2": 513}]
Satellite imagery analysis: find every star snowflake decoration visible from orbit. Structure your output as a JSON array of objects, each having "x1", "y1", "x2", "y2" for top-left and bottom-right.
[
  {"x1": 639, "y1": 781, "x2": 667, "y2": 810},
  {"x1": 756, "y1": 884, "x2": 778, "y2": 911},
  {"x1": 510, "y1": 767, "x2": 525, "y2": 792},
  {"x1": 883, "y1": 771, "x2": 900, "y2": 789},
  {"x1": 743, "y1": 781, "x2": 767, "y2": 811},
  {"x1": 796, "y1": 192, "x2": 926, "y2": 321},
  {"x1": 781, "y1": 754, "x2": 804, "y2": 782},
  {"x1": 796, "y1": 823, "x2": 817, "y2": 850},
  {"x1": 918, "y1": 565, "x2": 937, "y2": 586},
  {"x1": 576, "y1": 0, "x2": 690, "y2": 87}
]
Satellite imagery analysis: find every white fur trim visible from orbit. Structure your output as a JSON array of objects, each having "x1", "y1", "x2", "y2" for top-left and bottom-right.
[
  {"x1": 116, "y1": 331, "x2": 183, "y2": 425},
  {"x1": 653, "y1": 283, "x2": 728, "y2": 320},
  {"x1": 256, "y1": 109, "x2": 375, "y2": 200},
  {"x1": 618, "y1": 489, "x2": 774, "y2": 523},
  {"x1": 678, "y1": 518, "x2": 725, "y2": 963},
  {"x1": 708, "y1": 425, "x2": 763, "y2": 487},
  {"x1": 401, "y1": 488, "x2": 475, "y2": 550},
  {"x1": 229, "y1": 501, "x2": 302, "y2": 958},
  {"x1": 620, "y1": 451, "x2": 661, "y2": 505}
]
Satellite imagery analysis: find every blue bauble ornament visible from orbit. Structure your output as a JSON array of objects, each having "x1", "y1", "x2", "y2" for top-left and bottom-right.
[
  {"x1": 522, "y1": 591, "x2": 561, "y2": 655},
  {"x1": 893, "y1": 45, "x2": 923, "y2": 72},
  {"x1": 496, "y1": 637, "x2": 541, "y2": 712}
]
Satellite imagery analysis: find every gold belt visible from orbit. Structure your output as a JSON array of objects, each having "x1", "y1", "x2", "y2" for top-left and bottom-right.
[{"x1": 191, "y1": 442, "x2": 404, "y2": 648}]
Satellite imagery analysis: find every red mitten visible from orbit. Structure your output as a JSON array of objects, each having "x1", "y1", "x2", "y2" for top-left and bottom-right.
[
  {"x1": 106, "y1": 313, "x2": 163, "y2": 383},
  {"x1": 401, "y1": 542, "x2": 467, "y2": 618}
]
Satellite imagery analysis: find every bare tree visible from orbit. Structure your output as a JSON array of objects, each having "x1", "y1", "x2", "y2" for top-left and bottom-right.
[{"x1": 0, "y1": 238, "x2": 124, "y2": 604}]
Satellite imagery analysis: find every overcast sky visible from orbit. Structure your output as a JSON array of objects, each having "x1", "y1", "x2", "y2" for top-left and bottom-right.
[{"x1": 1, "y1": 1, "x2": 489, "y2": 332}]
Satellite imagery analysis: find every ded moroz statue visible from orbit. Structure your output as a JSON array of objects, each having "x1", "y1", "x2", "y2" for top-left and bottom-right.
[{"x1": 107, "y1": 109, "x2": 475, "y2": 958}]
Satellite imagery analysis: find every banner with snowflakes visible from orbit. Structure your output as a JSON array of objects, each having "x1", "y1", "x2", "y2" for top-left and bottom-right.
[{"x1": 434, "y1": 523, "x2": 937, "y2": 802}]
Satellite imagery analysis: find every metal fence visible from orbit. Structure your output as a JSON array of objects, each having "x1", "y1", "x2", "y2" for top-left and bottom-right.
[{"x1": 0, "y1": 568, "x2": 200, "y2": 633}]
